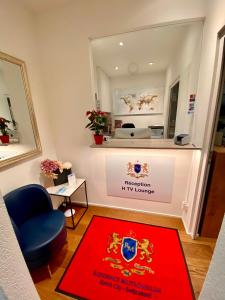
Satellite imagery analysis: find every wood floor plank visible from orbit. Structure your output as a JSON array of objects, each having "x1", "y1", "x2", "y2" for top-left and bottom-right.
[{"x1": 33, "y1": 206, "x2": 216, "y2": 299}]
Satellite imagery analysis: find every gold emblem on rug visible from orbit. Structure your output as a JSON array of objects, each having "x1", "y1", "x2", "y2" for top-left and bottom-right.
[
  {"x1": 138, "y1": 238, "x2": 153, "y2": 263},
  {"x1": 107, "y1": 233, "x2": 122, "y2": 254},
  {"x1": 103, "y1": 232, "x2": 154, "y2": 277}
]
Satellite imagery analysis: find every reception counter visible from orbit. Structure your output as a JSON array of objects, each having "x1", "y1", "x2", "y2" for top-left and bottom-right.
[{"x1": 91, "y1": 138, "x2": 200, "y2": 150}]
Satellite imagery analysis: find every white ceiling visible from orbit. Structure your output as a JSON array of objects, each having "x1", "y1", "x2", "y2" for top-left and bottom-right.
[
  {"x1": 91, "y1": 23, "x2": 201, "y2": 78},
  {"x1": 20, "y1": 0, "x2": 72, "y2": 14}
]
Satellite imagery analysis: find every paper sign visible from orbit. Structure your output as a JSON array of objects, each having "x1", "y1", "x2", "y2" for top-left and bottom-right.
[{"x1": 68, "y1": 173, "x2": 76, "y2": 185}]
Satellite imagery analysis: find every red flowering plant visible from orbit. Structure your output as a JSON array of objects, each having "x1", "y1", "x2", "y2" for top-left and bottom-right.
[
  {"x1": 40, "y1": 159, "x2": 72, "y2": 179},
  {"x1": 0, "y1": 117, "x2": 11, "y2": 136},
  {"x1": 85, "y1": 110, "x2": 107, "y2": 135}
]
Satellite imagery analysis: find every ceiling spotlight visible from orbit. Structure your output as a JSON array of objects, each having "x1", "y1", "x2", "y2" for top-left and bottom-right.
[
  {"x1": 148, "y1": 62, "x2": 154, "y2": 65},
  {"x1": 119, "y1": 42, "x2": 124, "y2": 46},
  {"x1": 115, "y1": 66, "x2": 119, "y2": 70}
]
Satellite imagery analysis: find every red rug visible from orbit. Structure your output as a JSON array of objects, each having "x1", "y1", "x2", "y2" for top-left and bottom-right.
[{"x1": 56, "y1": 216, "x2": 194, "y2": 300}]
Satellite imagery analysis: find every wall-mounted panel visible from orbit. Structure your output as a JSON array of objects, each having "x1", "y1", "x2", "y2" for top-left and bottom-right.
[{"x1": 106, "y1": 155, "x2": 175, "y2": 202}]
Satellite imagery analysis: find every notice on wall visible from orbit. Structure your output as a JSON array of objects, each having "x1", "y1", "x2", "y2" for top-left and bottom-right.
[
  {"x1": 188, "y1": 94, "x2": 196, "y2": 114},
  {"x1": 106, "y1": 155, "x2": 175, "y2": 203}
]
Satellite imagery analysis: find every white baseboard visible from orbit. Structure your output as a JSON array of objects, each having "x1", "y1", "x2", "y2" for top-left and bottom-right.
[
  {"x1": 70, "y1": 200, "x2": 194, "y2": 236},
  {"x1": 181, "y1": 218, "x2": 194, "y2": 237},
  {"x1": 88, "y1": 201, "x2": 181, "y2": 219}
]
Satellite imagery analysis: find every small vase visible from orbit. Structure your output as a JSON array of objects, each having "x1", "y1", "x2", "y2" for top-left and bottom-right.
[
  {"x1": 0, "y1": 135, "x2": 9, "y2": 144},
  {"x1": 53, "y1": 168, "x2": 72, "y2": 186},
  {"x1": 94, "y1": 134, "x2": 103, "y2": 145}
]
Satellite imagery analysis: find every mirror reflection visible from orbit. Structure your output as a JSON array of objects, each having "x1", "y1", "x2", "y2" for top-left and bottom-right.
[
  {"x1": 91, "y1": 20, "x2": 203, "y2": 140},
  {"x1": 0, "y1": 52, "x2": 41, "y2": 165}
]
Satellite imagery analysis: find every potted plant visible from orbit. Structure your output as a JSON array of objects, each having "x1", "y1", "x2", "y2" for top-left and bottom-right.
[
  {"x1": 40, "y1": 159, "x2": 72, "y2": 186},
  {"x1": 86, "y1": 110, "x2": 107, "y2": 144},
  {"x1": 0, "y1": 117, "x2": 11, "y2": 144}
]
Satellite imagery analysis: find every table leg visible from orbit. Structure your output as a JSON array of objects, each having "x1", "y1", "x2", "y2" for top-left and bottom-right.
[
  {"x1": 84, "y1": 180, "x2": 88, "y2": 207},
  {"x1": 62, "y1": 180, "x2": 88, "y2": 230},
  {"x1": 65, "y1": 196, "x2": 75, "y2": 230}
]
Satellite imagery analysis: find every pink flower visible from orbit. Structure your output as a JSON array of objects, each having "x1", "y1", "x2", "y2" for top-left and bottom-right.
[
  {"x1": 40, "y1": 159, "x2": 60, "y2": 175},
  {"x1": 40, "y1": 159, "x2": 72, "y2": 179}
]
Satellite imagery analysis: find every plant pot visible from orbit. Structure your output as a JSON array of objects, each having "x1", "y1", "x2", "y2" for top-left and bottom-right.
[
  {"x1": 94, "y1": 134, "x2": 103, "y2": 145},
  {"x1": 0, "y1": 135, "x2": 9, "y2": 144},
  {"x1": 53, "y1": 168, "x2": 72, "y2": 186}
]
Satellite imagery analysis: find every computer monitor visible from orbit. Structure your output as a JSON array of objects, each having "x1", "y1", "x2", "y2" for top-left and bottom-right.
[{"x1": 114, "y1": 128, "x2": 151, "y2": 139}]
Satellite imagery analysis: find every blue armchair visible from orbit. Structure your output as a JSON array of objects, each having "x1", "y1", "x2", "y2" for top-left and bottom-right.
[{"x1": 3, "y1": 184, "x2": 67, "y2": 271}]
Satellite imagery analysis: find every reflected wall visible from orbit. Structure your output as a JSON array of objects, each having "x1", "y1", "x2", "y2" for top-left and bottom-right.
[
  {"x1": 90, "y1": 21, "x2": 203, "y2": 141},
  {"x1": 0, "y1": 51, "x2": 41, "y2": 166}
]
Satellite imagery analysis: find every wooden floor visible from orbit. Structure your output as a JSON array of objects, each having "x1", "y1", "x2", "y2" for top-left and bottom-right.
[{"x1": 33, "y1": 206, "x2": 216, "y2": 299}]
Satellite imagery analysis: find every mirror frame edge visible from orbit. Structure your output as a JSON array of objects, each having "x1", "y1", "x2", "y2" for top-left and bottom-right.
[{"x1": 0, "y1": 51, "x2": 42, "y2": 169}]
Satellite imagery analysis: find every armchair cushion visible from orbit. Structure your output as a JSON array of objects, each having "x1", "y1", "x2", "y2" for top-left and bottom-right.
[{"x1": 21, "y1": 210, "x2": 65, "y2": 254}]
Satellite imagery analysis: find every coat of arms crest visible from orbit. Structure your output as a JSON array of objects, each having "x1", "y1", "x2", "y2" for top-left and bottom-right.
[
  {"x1": 104, "y1": 232, "x2": 154, "y2": 277},
  {"x1": 127, "y1": 161, "x2": 149, "y2": 178},
  {"x1": 121, "y1": 237, "x2": 137, "y2": 262}
]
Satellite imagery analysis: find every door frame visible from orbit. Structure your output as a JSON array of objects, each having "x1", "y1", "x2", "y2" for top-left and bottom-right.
[
  {"x1": 192, "y1": 25, "x2": 225, "y2": 237},
  {"x1": 165, "y1": 78, "x2": 180, "y2": 138}
]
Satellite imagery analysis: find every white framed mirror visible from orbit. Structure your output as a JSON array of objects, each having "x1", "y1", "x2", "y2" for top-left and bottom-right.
[
  {"x1": 0, "y1": 51, "x2": 41, "y2": 168},
  {"x1": 90, "y1": 19, "x2": 204, "y2": 143}
]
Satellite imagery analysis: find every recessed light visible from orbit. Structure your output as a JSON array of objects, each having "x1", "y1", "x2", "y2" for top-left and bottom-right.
[
  {"x1": 119, "y1": 42, "x2": 124, "y2": 46},
  {"x1": 148, "y1": 62, "x2": 154, "y2": 65},
  {"x1": 115, "y1": 66, "x2": 119, "y2": 70}
]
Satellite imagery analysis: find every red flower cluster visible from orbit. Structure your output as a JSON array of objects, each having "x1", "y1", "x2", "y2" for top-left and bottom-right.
[
  {"x1": 0, "y1": 117, "x2": 11, "y2": 136},
  {"x1": 85, "y1": 109, "x2": 107, "y2": 135},
  {"x1": 86, "y1": 110, "x2": 105, "y2": 116}
]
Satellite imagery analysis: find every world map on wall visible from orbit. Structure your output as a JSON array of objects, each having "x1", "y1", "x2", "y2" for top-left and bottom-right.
[
  {"x1": 120, "y1": 94, "x2": 158, "y2": 113},
  {"x1": 113, "y1": 88, "x2": 164, "y2": 115}
]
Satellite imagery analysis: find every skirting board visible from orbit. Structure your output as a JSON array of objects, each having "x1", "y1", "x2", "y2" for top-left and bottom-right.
[
  {"x1": 89, "y1": 202, "x2": 193, "y2": 237},
  {"x1": 89, "y1": 202, "x2": 181, "y2": 219},
  {"x1": 68, "y1": 200, "x2": 191, "y2": 236}
]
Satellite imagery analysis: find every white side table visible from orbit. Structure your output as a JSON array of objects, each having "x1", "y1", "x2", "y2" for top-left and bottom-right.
[{"x1": 47, "y1": 178, "x2": 88, "y2": 230}]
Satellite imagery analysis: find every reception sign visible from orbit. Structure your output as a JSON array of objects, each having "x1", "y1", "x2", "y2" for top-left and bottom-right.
[{"x1": 106, "y1": 155, "x2": 175, "y2": 203}]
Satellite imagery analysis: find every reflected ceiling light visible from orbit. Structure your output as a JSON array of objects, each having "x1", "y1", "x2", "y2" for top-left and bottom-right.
[
  {"x1": 115, "y1": 66, "x2": 119, "y2": 70},
  {"x1": 119, "y1": 42, "x2": 124, "y2": 46},
  {"x1": 148, "y1": 62, "x2": 154, "y2": 65}
]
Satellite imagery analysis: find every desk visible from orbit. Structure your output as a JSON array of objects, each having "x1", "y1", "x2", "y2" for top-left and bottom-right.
[{"x1": 47, "y1": 178, "x2": 88, "y2": 230}]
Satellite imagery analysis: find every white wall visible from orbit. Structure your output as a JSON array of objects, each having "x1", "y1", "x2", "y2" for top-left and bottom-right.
[
  {"x1": 110, "y1": 72, "x2": 166, "y2": 128},
  {"x1": 0, "y1": 71, "x2": 12, "y2": 124},
  {"x1": 96, "y1": 67, "x2": 111, "y2": 112},
  {"x1": 182, "y1": 0, "x2": 225, "y2": 236},
  {"x1": 199, "y1": 215, "x2": 225, "y2": 300},
  {"x1": 82, "y1": 148, "x2": 194, "y2": 217},
  {"x1": 0, "y1": 192, "x2": 40, "y2": 300},
  {"x1": 0, "y1": 0, "x2": 219, "y2": 238},
  {"x1": 0, "y1": 0, "x2": 57, "y2": 195},
  {"x1": 0, "y1": 2, "x2": 57, "y2": 297},
  {"x1": 34, "y1": 0, "x2": 205, "y2": 218},
  {"x1": 2, "y1": 61, "x2": 35, "y2": 146},
  {"x1": 164, "y1": 22, "x2": 203, "y2": 138},
  {"x1": 193, "y1": 0, "x2": 225, "y2": 147}
]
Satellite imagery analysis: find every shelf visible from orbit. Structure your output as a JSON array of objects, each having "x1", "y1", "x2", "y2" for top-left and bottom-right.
[{"x1": 90, "y1": 138, "x2": 200, "y2": 150}]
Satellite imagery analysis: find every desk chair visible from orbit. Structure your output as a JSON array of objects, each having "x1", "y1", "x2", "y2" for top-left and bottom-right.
[{"x1": 122, "y1": 123, "x2": 135, "y2": 128}]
